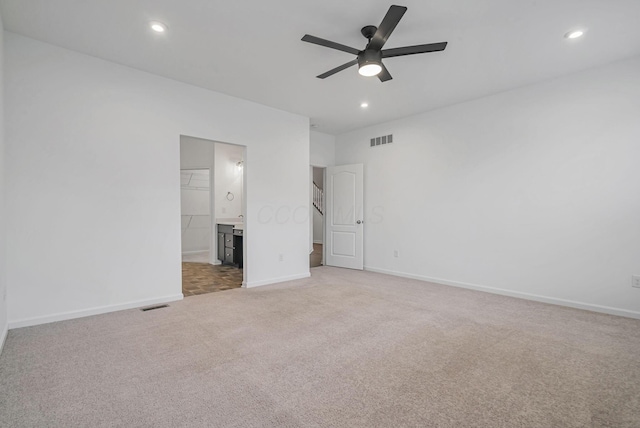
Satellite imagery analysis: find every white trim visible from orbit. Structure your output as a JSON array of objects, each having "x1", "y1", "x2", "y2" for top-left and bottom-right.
[
  {"x1": 313, "y1": 240, "x2": 323, "y2": 244},
  {"x1": 364, "y1": 266, "x2": 640, "y2": 320},
  {"x1": 243, "y1": 272, "x2": 311, "y2": 288},
  {"x1": 181, "y1": 250, "x2": 219, "y2": 264},
  {"x1": 0, "y1": 325, "x2": 7, "y2": 356},
  {"x1": 8, "y1": 294, "x2": 184, "y2": 329}
]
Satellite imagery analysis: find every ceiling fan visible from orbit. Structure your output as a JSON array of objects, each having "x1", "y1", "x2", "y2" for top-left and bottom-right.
[{"x1": 302, "y1": 5, "x2": 447, "y2": 82}]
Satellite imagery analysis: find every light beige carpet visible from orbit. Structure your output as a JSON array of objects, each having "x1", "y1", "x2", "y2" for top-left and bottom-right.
[{"x1": 1, "y1": 267, "x2": 639, "y2": 427}]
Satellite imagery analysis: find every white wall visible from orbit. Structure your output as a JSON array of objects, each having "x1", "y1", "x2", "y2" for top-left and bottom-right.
[
  {"x1": 180, "y1": 169, "x2": 211, "y2": 253},
  {"x1": 312, "y1": 209, "x2": 323, "y2": 244},
  {"x1": 336, "y1": 56, "x2": 640, "y2": 318},
  {"x1": 312, "y1": 168, "x2": 324, "y2": 189},
  {"x1": 214, "y1": 143, "x2": 243, "y2": 219},
  {"x1": 180, "y1": 135, "x2": 214, "y2": 169},
  {"x1": 180, "y1": 136, "x2": 215, "y2": 256},
  {"x1": 0, "y1": 17, "x2": 8, "y2": 351},
  {"x1": 309, "y1": 131, "x2": 335, "y2": 251},
  {"x1": 310, "y1": 131, "x2": 335, "y2": 167},
  {"x1": 5, "y1": 33, "x2": 310, "y2": 327}
]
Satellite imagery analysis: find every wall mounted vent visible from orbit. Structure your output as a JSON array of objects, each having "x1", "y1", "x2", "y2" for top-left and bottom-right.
[{"x1": 370, "y1": 134, "x2": 393, "y2": 147}]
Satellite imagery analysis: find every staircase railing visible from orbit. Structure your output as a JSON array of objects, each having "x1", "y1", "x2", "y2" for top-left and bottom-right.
[{"x1": 312, "y1": 182, "x2": 324, "y2": 215}]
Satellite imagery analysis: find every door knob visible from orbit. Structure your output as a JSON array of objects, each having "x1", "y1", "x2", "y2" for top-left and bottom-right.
[{"x1": 356, "y1": 220, "x2": 362, "y2": 224}]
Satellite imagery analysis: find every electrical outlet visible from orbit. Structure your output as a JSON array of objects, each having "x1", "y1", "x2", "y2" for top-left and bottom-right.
[
  {"x1": 279, "y1": 253, "x2": 284, "y2": 262},
  {"x1": 633, "y1": 275, "x2": 640, "y2": 288},
  {"x1": 393, "y1": 250, "x2": 399, "y2": 258}
]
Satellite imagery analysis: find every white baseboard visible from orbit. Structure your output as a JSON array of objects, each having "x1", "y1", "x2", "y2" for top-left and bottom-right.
[
  {"x1": 243, "y1": 272, "x2": 311, "y2": 288},
  {"x1": 0, "y1": 324, "x2": 7, "y2": 356},
  {"x1": 8, "y1": 294, "x2": 185, "y2": 329},
  {"x1": 181, "y1": 250, "x2": 208, "y2": 255},
  {"x1": 364, "y1": 266, "x2": 640, "y2": 320},
  {"x1": 313, "y1": 240, "x2": 323, "y2": 244}
]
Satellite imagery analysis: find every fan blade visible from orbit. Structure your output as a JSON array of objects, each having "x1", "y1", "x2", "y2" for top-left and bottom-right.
[
  {"x1": 382, "y1": 42, "x2": 448, "y2": 58},
  {"x1": 302, "y1": 35, "x2": 360, "y2": 56},
  {"x1": 368, "y1": 5, "x2": 407, "y2": 51},
  {"x1": 377, "y1": 63, "x2": 392, "y2": 82},
  {"x1": 317, "y1": 59, "x2": 358, "y2": 79}
]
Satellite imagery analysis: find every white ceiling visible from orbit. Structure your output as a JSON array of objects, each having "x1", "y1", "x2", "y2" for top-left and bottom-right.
[{"x1": 2, "y1": 0, "x2": 640, "y2": 135}]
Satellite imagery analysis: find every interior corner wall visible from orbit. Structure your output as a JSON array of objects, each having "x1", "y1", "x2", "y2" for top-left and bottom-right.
[
  {"x1": 5, "y1": 33, "x2": 310, "y2": 328},
  {"x1": 335, "y1": 56, "x2": 640, "y2": 318},
  {"x1": 0, "y1": 20, "x2": 8, "y2": 350},
  {"x1": 310, "y1": 131, "x2": 336, "y2": 167}
]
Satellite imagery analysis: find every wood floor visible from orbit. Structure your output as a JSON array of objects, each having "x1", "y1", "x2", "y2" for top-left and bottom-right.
[
  {"x1": 183, "y1": 244, "x2": 318, "y2": 297},
  {"x1": 182, "y1": 262, "x2": 243, "y2": 297}
]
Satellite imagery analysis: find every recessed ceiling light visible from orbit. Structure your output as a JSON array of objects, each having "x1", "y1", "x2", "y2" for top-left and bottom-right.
[
  {"x1": 150, "y1": 21, "x2": 168, "y2": 33},
  {"x1": 360, "y1": 102, "x2": 369, "y2": 108},
  {"x1": 565, "y1": 30, "x2": 584, "y2": 39}
]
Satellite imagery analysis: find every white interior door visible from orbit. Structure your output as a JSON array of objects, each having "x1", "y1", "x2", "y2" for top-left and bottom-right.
[{"x1": 325, "y1": 164, "x2": 363, "y2": 270}]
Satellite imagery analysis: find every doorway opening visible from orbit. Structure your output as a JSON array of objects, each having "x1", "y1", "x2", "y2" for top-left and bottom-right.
[
  {"x1": 180, "y1": 135, "x2": 246, "y2": 296},
  {"x1": 310, "y1": 166, "x2": 325, "y2": 268}
]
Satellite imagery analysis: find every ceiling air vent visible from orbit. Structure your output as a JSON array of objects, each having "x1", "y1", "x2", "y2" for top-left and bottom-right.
[{"x1": 370, "y1": 134, "x2": 393, "y2": 147}]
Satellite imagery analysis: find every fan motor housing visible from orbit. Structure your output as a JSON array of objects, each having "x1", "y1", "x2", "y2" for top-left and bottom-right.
[{"x1": 358, "y1": 49, "x2": 382, "y2": 68}]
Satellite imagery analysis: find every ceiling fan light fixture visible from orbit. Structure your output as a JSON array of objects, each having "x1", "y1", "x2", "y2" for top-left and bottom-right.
[
  {"x1": 358, "y1": 49, "x2": 383, "y2": 77},
  {"x1": 358, "y1": 63, "x2": 382, "y2": 77},
  {"x1": 302, "y1": 5, "x2": 447, "y2": 82}
]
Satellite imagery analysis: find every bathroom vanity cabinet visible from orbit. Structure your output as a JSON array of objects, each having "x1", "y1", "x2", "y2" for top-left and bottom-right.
[{"x1": 217, "y1": 224, "x2": 243, "y2": 268}]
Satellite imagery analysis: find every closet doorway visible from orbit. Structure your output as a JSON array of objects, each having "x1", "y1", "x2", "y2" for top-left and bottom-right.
[{"x1": 180, "y1": 135, "x2": 246, "y2": 296}]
